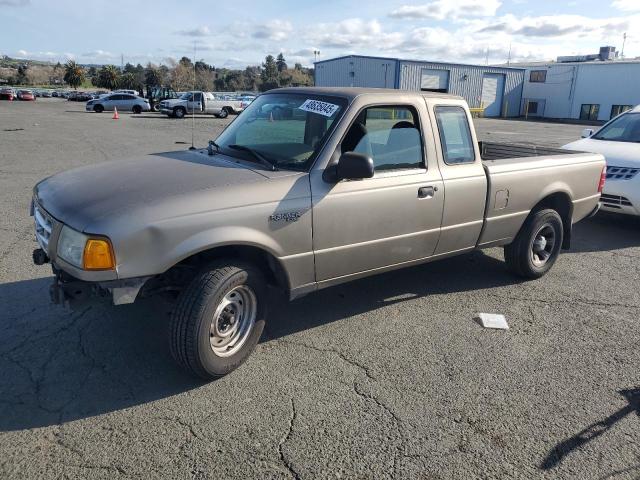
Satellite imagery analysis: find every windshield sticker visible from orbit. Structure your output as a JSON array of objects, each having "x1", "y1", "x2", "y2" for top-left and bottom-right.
[{"x1": 299, "y1": 99, "x2": 340, "y2": 117}]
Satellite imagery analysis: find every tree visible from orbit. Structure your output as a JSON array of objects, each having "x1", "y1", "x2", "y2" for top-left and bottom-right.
[
  {"x1": 260, "y1": 55, "x2": 279, "y2": 91},
  {"x1": 118, "y1": 72, "x2": 137, "y2": 90},
  {"x1": 95, "y1": 65, "x2": 120, "y2": 90},
  {"x1": 63, "y1": 60, "x2": 85, "y2": 89},
  {"x1": 144, "y1": 63, "x2": 161, "y2": 87},
  {"x1": 16, "y1": 64, "x2": 28, "y2": 84},
  {"x1": 276, "y1": 53, "x2": 287, "y2": 73}
]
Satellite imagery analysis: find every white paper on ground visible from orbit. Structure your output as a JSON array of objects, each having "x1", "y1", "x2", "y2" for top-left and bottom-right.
[{"x1": 477, "y1": 313, "x2": 509, "y2": 330}]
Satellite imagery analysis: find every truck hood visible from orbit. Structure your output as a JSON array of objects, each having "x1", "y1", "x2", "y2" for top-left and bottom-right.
[
  {"x1": 35, "y1": 150, "x2": 271, "y2": 232},
  {"x1": 563, "y1": 138, "x2": 640, "y2": 168}
]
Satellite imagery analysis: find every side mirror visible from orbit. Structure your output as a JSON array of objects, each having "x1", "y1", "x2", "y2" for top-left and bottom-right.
[
  {"x1": 581, "y1": 128, "x2": 594, "y2": 138},
  {"x1": 336, "y1": 152, "x2": 374, "y2": 180}
]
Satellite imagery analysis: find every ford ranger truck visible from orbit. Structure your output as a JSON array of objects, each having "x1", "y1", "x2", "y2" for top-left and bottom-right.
[{"x1": 31, "y1": 87, "x2": 606, "y2": 379}]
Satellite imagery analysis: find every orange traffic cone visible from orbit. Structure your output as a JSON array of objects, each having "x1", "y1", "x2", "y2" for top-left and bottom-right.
[{"x1": 112, "y1": 107, "x2": 119, "y2": 120}]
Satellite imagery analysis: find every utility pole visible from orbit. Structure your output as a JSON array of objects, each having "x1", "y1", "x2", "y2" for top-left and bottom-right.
[
  {"x1": 507, "y1": 43, "x2": 512, "y2": 65},
  {"x1": 121, "y1": 53, "x2": 123, "y2": 72},
  {"x1": 621, "y1": 32, "x2": 627, "y2": 59},
  {"x1": 485, "y1": 47, "x2": 489, "y2": 65},
  {"x1": 313, "y1": 50, "x2": 320, "y2": 63}
]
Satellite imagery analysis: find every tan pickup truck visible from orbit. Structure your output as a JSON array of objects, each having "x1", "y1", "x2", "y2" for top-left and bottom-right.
[{"x1": 31, "y1": 87, "x2": 605, "y2": 378}]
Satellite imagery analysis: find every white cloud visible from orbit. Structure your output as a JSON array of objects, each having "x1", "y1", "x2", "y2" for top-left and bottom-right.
[
  {"x1": 0, "y1": 0, "x2": 29, "y2": 6},
  {"x1": 252, "y1": 20, "x2": 293, "y2": 41},
  {"x1": 175, "y1": 26, "x2": 211, "y2": 37},
  {"x1": 390, "y1": 0, "x2": 501, "y2": 20},
  {"x1": 307, "y1": 18, "x2": 404, "y2": 49},
  {"x1": 612, "y1": 0, "x2": 640, "y2": 12}
]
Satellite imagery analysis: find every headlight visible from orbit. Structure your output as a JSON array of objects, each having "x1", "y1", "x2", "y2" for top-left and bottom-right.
[
  {"x1": 57, "y1": 225, "x2": 115, "y2": 270},
  {"x1": 57, "y1": 226, "x2": 87, "y2": 268}
]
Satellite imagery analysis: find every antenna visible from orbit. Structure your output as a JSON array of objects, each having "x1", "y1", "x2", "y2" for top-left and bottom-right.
[
  {"x1": 621, "y1": 32, "x2": 627, "y2": 59},
  {"x1": 189, "y1": 41, "x2": 196, "y2": 150}
]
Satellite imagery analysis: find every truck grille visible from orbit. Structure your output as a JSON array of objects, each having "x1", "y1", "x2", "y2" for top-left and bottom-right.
[
  {"x1": 600, "y1": 193, "x2": 633, "y2": 209},
  {"x1": 606, "y1": 166, "x2": 639, "y2": 180},
  {"x1": 34, "y1": 201, "x2": 53, "y2": 252}
]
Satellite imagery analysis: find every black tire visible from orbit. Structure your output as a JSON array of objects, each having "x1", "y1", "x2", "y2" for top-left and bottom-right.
[
  {"x1": 174, "y1": 107, "x2": 186, "y2": 119},
  {"x1": 504, "y1": 208, "x2": 564, "y2": 279},
  {"x1": 152, "y1": 103, "x2": 160, "y2": 112},
  {"x1": 218, "y1": 107, "x2": 229, "y2": 119},
  {"x1": 132, "y1": 105, "x2": 142, "y2": 114},
  {"x1": 93, "y1": 104, "x2": 104, "y2": 113},
  {"x1": 169, "y1": 262, "x2": 267, "y2": 379}
]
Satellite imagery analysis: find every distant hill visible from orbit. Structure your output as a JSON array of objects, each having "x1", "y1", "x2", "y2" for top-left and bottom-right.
[{"x1": 0, "y1": 55, "x2": 56, "y2": 68}]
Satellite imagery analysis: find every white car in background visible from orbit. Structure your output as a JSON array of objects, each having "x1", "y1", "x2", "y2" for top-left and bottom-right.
[{"x1": 563, "y1": 106, "x2": 640, "y2": 216}]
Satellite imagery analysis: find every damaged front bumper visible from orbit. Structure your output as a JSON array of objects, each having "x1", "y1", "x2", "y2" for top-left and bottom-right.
[{"x1": 47, "y1": 263, "x2": 151, "y2": 308}]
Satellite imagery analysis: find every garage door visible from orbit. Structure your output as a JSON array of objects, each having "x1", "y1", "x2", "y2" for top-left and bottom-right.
[
  {"x1": 481, "y1": 73, "x2": 505, "y2": 117},
  {"x1": 421, "y1": 69, "x2": 449, "y2": 92}
]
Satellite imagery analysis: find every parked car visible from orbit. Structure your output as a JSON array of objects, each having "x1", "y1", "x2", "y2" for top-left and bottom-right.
[
  {"x1": 41, "y1": 90, "x2": 52, "y2": 98},
  {"x1": 31, "y1": 87, "x2": 605, "y2": 379},
  {"x1": 85, "y1": 93, "x2": 150, "y2": 113},
  {"x1": 159, "y1": 91, "x2": 243, "y2": 118},
  {"x1": 563, "y1": 105, "x2": 640, "y2": 216},
  {"x1": 0, "y1": 88, "x2": 15, "y2": 100},
  {"x1": 112, "y1": 89, "x2": 139, "y2": 96},
  {"x1": 17, "y1": 90, "x2": 35, "y2": 101}
]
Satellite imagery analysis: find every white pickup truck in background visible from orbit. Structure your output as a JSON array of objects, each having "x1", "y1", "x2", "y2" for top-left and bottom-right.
[{"x1": 159, "y1": 91, "x2": 244, "y2": 119}]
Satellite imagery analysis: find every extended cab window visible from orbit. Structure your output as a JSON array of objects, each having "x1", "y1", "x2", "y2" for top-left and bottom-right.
[
  {"x1": 341, "y1": 106, "x2": 424, "y2": 171},
  {"x1": 435, "y1": 106, "x2": 475, "y2": 164}
]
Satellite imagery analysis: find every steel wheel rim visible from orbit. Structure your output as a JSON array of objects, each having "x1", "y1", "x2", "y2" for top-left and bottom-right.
[
  {"x1": 209, "y1": 285, "x2": 257, "y2": 357},
  {"x1": 530, "y1": 223, "x2": 556, "y2": 267}
]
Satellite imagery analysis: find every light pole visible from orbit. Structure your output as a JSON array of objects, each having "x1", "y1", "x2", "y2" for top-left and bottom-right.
[{"x1": 313, "y1": 50, "x2": 320, "y2": 85}]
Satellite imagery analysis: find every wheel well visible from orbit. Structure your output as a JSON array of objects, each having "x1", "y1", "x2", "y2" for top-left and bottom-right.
[
  {"x1": 153, "y1": 245, "x2": 290, "y2": 296},
  {"x1": 531, "y1": 192, "x2": 573, "y2": 249}
]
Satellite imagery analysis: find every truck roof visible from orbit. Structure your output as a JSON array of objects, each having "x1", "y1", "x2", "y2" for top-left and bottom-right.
[{"x1": 271, "y1": 86, "x2": 464, "y2": 101}]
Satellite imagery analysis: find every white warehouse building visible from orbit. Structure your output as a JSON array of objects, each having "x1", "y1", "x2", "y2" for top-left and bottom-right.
[
  {"x1": 314, "y1": 55, "x2": 525, "y2": 117},
  {"x1": 519, "y1": 60, "x2": 640, "y2": 122}
]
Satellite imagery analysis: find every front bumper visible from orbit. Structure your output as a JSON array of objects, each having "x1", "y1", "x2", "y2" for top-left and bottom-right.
[
  {"x1": 600, "y1": 181, "x2": 640, "y2": 216},
  {"x1": 48, "y1": 265, "x2": 150, "y2": 307}
]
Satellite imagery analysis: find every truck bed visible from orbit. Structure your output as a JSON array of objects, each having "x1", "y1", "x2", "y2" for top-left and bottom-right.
[{"x1": 479, "y1": 141, "x2": 579, "y2": 161}]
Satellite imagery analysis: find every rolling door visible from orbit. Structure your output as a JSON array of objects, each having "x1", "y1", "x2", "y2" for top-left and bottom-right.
[
  {"x1": 421, "y1": 69, "x2": 449, "y2": 93},
  {"x1": 481, "y1": 73, "x2": 505, "y2": 117}
]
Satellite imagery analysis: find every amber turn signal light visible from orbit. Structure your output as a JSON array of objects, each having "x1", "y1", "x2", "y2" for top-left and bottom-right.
[{"x1": 83, "y1": 238, "x2": 115, "y2": 270}]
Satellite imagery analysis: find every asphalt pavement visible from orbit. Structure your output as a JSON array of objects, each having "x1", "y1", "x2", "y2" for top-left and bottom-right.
[{"x1": 0, "y1": 99, "x2": 638, "y2": 479}]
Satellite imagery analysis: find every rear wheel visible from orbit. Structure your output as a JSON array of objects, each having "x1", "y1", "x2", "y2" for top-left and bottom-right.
[
  {"x1": 132, "y1": 105, "x2": 142, "y2": 114},
  {"x1": 504, "y1": 209, "x2": 563, "y2": 279},
  {"x1": 217, "y1": 107, "x2": 229, "y2": 119},
  {"x1": 174, "y1": 107, "x2": 186, "y2": 119},
  {"x1": 93, "y1": 104, "x2": 104, "y2": 113},
  {"x1": 169, "y1": 262, "x2": 267, "y2": 379}
]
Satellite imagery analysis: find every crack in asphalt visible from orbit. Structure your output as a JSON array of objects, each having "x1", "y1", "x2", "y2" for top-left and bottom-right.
[
  {"x1": 352, "y1": 382, "x2": 404, "y2": 479},
  {"x1": 277, "y1": 338, "x2": 376, "y2": 381},
  {"x1": 278, "y1": 397, "x2": 301, "y2": 480}
]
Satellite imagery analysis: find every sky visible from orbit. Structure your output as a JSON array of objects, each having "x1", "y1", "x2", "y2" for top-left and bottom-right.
[{"x1": 1, "y1": 0, "x2": 639, "y2": 68}]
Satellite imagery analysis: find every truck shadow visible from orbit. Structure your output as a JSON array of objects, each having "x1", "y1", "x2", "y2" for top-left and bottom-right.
[
  {"x1": 0, "y1": 251, "x2": 514, "y2": 432},
  {"x1": 570, "y1": 212, "x2": 640, "y2": 254}
]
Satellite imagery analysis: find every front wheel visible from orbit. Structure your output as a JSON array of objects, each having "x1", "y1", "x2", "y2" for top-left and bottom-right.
[
  {"x1": 132, "y1": 105, "x2": 142, "y2": 114},
  {"x1": 93, "y1": 104, "x2": 104, "y2": 113},
  {"x1": 169, "y1": 262, "x2": 267, "y2": 379},
  {"x1": 504, "y1": 209, "x2": 563, "y2": 279},
  {"x1": 174, "y1": 107, "x2": 186, "y2": 119}
]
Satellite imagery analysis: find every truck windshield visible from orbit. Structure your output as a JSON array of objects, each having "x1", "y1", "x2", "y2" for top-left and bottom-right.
[
  {"x1": 179, "y1": 92, "x2": 193, "y2": 101},
  {"x1": 593, "y1": 113, "x2": 640, "y2": 142},
  {"x1": 214, "y1": 93, "x2": 348, "y2": 171}
]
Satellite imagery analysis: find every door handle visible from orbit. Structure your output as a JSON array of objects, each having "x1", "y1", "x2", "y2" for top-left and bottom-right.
[{"x1": 418, "y1": 186, "x2": 437, "y2": 199}]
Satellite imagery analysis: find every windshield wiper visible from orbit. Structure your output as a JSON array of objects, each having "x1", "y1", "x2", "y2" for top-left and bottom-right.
[{"x1": 227, "y1": 144, "x2": 278, "y2": 171}]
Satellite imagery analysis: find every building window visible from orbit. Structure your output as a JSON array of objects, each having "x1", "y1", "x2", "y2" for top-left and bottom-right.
[
  {"x1": 610, "y1": 105, "x2": 633, "y2": 119},
  {"x1": 529, "y1": 70, "x2": 547, "y2": 83},
  {"x1": 580, "y1": 104, "x2": 600, "y2": 121}
]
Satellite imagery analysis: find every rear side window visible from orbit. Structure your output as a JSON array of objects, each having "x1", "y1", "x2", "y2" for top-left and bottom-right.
[
  {"x1": 342, "y1": 105, "x2": 424, "y2": 171},
  {"x1": 434, "y1": 106, "x2": 475, "y2": 164}
]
